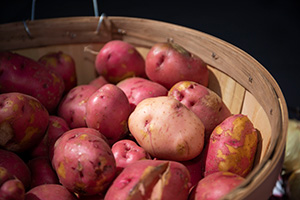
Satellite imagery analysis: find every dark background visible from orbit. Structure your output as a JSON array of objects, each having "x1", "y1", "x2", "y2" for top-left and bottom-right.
[{"x1": 1, "y1": 0, "x2": 300, "y2": 119}]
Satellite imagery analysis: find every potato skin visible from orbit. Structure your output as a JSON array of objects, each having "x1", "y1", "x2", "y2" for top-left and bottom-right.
[
  {"x1": 30, "y1": 115, "x2": 70, "y2": 159},
  {"x1": 0, "y1": 178, "x2": 25, "y2": 200},
  {"x1": 0, "y1": 92, "x2": 49, "y2": 152},
  {"x1": 52, "y1": 128, "x2": 116, "y2": 196},
  {"x1": 27, "y1": 156, "x2": 59, "y2": 188},
  {"x1": 204, "y1": 114, "x2": 258, "y2": 177},
  {"x1": 0, "y1": 51, "x2": 65, "y2": 113},
  {"x1": 128, "y1": 96, "x2": 205, "y2": 161},
  {"x1": 25, "y1": 184, "x2": 77, "y2": 200},
  {"x1": 89, "y1": 76, "x2": 108, "y2": 89},
  {"x1": 58, "y1": 84, "x2": 98, "y2": 129},
  {"x1": 117, "y1": 77, "x2": 168, "y2": 112},
  {"x1": 0, "y1": 149, "x2": 31, "y2": 190},
  {"x1": 95, "y1": 40, "x2": 146, "y2": 83},
  {"x1": 104, "y1": 160, "x2": 191, "y2": 200},
  {"x1": 38, "y1": 51, "x2": 77, "y2": 94},
  {"x1": 111, "y1": 139, "x2": 151, "y2": 171},
  {"x1": 168, "y1": 81, "x2": 231, "y2": 141},
  {"x1": 188, "y1": 171, "x2": 244, "y2": 200},
  {"x1": 86, "y1": 84, "x2": 131, "y2": 145},
  {"x1": 145, "y1": 42, "x2": 209, "y2": 89}
]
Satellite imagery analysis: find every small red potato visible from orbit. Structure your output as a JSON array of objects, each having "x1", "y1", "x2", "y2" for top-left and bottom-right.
[
  {"x1": 38, "y1": 51, "x2": 77, "y2": 93},
  {"x1": 128, "y1": 96, "x2": 205, "y2": 161},
  {"x1": 86, "y1": 84, "x2": 131, "y2": 145},
  {"x1": 0, "y1": 92, "x2": 49, "y2": 152},
  {"x1": 25, "y1": 184, "x2": 77, "y2": 200},
  {"x1": 145, "y1": 42, "x2": 209, "y2": 89},
  {"x1": 0, "y1": 149, "x2": 31, "y2": 190},
  {"x1": 89, "y1": 76, "x2": 108, "y2": 89},
  {"x1": 188, "y1": 171, "x2": 245, "y2": 200},
  {"x1": 52, "y1": 128, "x2": 116, "y2": 196},
  {"x1": 0, "y1": 51, "x2": 65, "y2": 113},
  {"x1": 27, "y1": 156, "x2": 59, "y2": 188},
  {"x1": 95, "y1": 40, "x2": 146, "y2": 83},
  {"x1": 117, "y1": 77, "x2": 168, "y2": 112},
  {"x1": 111, "y1": 139, "x2": 151, "y2": 171},
  {"x1": 58, "y1": 84, "x2": 98, "y2": 129},
  {"x1": 204, "y1": 114, "x2": 258, "y2": 178},
  {"x1": 104, "y1": 160, "x2": 191, "y2": 200},
  {"x1": 168, "y1": 81, "x2": 232, "y2": 141},
  {"x1": 0, "y1": 178, "x2": 25, "y2": 200}
]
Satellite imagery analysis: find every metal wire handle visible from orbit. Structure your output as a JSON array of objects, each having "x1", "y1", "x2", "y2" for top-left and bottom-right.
[
  {"x1": 24, "y1": 0, "x2": 105, "y2": 38},
  {"x1": 30, "y1": 0, "x2": 100, "y2": 20}
]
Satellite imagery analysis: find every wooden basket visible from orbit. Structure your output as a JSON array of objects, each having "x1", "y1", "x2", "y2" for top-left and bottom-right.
[{"x1": 0, "y1": 16, "x2": 288, "y2": 199}]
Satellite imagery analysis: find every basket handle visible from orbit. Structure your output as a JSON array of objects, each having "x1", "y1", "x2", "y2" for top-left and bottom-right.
[
  {"x1": 30, "y1": 0, "x2": 100, "y2": 20},
  {"x1": 23, "y1": 0, "x2": 106, "y2": 38}
]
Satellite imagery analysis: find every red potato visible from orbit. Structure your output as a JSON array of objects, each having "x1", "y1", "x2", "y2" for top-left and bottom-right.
[
  {"x1": 0, "y1": 51, "x2": 65, "y2": 113},
  {"x1": 38, "y1": 51, "x2": 77, "y2": 93},
  {"x1": 0, "y1": 149, "x2": 31, "y2": 190},
  {"x1": 128, "y1": 96, "x2": 205, "y2": 161},
  {"x1": 27, "y1": 156, "x2": 59, "y2": 188},
  {"x1": 111, "y1": 139, "x2": 151, "y2": 171},
  {"x1": 180, "y1": 153, "x2": 205, "y2": 187},
  {"x1": 104, "y1": 159, "x2": 191, "y2": 200},
  {"x1": 58, "y1": 84, "x2": 98, "y2": 129},
  {"x1": 95, "y1": 40, "x2": 146, "y2": 84},
  {"x1": 89, "y1": 76, "x2": 108, "y2": 89},
  {"x1": 204, "y1": 114, "x2": 258, "y2": 178},
  {"x1": 145, "y1": 42, "x2": 209, "y2": 89},
  {"x1": 0, "y1": 92, "x2": 49, "y2": 152},
  {"x1": 0, "y1": 178, "x2": 25, "y2": 200},
  {"x1": 0, "y1": 167, "x2": 12, "y2": 186},
  {"x1": 52, "y1": 128, "x2": 116, "y2": 196},
  {"x1": 117, "y1": 77, "x2": 168, "y2": 112},
  {"x1": 86, "y1": 84, "x2": 131, "y2": 145},
  {"x1": 168, "y1": 81, "x2": 232, "y2": 142},
  {"x1": 25, "y1": 184, "x2": 77, "y2": 200},
  {"x1": 188, "y1": 171, "x2": 245, "y2": 200}
]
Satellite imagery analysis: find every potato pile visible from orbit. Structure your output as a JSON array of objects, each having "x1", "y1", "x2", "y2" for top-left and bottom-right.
[{"x1": 0, "y1": 40, "x2": 259, "y2": 200}]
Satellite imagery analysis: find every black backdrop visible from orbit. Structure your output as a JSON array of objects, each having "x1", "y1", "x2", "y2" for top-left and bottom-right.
[{"x1": 1, "y1": 0, "x2": 300, "y2": 119}]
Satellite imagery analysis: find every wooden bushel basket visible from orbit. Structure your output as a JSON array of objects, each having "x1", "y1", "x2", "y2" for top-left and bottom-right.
[{"x1": 0, "y1": 16, "x2": 288, "y2": 199}]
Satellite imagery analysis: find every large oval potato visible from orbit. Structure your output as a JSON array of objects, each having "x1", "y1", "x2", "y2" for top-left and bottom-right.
[
  {"x1": 0, "y1": 51, "x2": 65, "y2": 113},
  {"x1": 145, "y1": 42, "x2": 209, "y2": 89},
  {"x1": 86, "y1": 84, "x2": 131, "y2": 145},
  {"x1": 52, "y1": 128, "x2": 116, "y2": 196},
  {"x1": 128, "y1": 96, "x2": 205, "y2": 161},
  {"x1": 204, "y1": 114, "x2": 258, "y2": 177},
  {"x1": 95, "y1": 40, "x2": 146, "y2": 84}
]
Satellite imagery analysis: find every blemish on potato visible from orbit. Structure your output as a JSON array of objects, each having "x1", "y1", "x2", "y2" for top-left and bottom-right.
[
  {"x1": 12, "y1": 104, "x2": 18, "y2": 112},
  {"x1": 19, "y1": 126, "x2": 38, "y2": 145},
  {"x1": 79, "y1": 134, "x2": 88, "y2": 140},
  {"x1": 51, "y1": 72, "x2": 62, "y2": 85},
  {"x1": 52, "y1": 120, "x2": 62, "y2": 128},
  {"x1": 57, "y1": 162, "x2": 66, "y2": 179}
]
